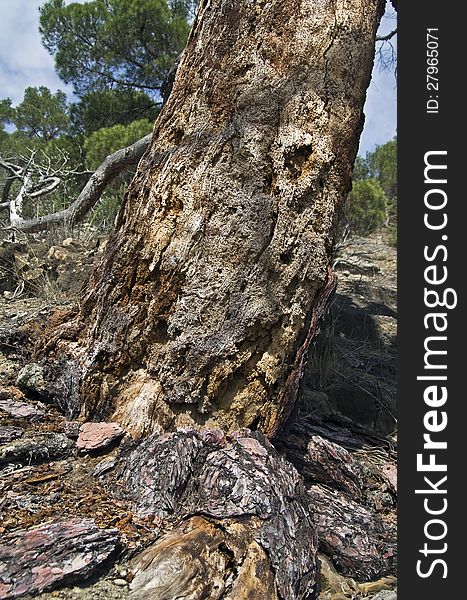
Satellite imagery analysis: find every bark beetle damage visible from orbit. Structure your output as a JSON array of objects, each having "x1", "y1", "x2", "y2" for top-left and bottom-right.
[{"x1": 39, "y1": 0, "x2": 386, "y2": 439}]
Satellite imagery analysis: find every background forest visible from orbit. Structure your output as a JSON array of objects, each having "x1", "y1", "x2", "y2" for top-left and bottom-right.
[{"x1": 0, "y1": 0, "x2": 396, "y2": 241}]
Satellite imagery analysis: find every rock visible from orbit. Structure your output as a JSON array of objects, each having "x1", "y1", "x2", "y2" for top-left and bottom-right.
[
  {"x1": 0, "y1": 398, "x2": 45, "y2": 421},
  {"x1": 0, "y1": 518, "x2": 120, "y2": 598},
  {"x1": 0, "y1": 427, "x2": 23, "y2": 444},
  {"x1": 77, "y1": 422, "x2": 125, "y2": 453},
  {"x1": 0, "y1": 433, "x2": 74, "y2": 465},
  {"x1": 299, "y1": 390, "x2": 334, "y2": 419},
  {"x1": 113, "y1": 579, "x2": 128, "y2": 587},
  {"x1": 0, "y1": 354, "x2": 16, "y2": 381},
  {"x1": 326, "y1": 384, "x2": 379, "y2": 431},
  {"x1": 16, "y1": 363, "x2": 47, "y2": 398},
  {"x1": 47, "y1": 246, "x2": 71, "y2": 262},
  {"x1": 44, "y1": 357, "x2": 83, "y2": 419},
  {"x1": 0, "y1": 387, "x2": 24, "y2": 403},
  {"x1": 63, "y1": 421, "x2": 81, "y2": 440},
  {"x1": 21, "y1": 268, "x2": 44, "y2": 283},
  {"x1": 325, "y1": 383, "x2": 395, "y2": 436}
]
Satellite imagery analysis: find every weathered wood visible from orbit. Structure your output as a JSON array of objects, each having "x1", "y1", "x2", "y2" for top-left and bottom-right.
[
  {"x1": 118, "y1": 430, "x2": 318, "y2": 600},
  {"x1": 308, "y1": 484, "x2": 396, "y2": 580},
  {"x1": 0, "y1": 433, "x2": 74, "y2": 465},
  {"x1": 0, "y1": 519, "x2": 120, "y2": 599},
  {"x1": 7, "y1": 135, "x2": 151, "y2": 233},
  {"x1": 42, "y1": 0, "x2": 385, "y2": 438}
]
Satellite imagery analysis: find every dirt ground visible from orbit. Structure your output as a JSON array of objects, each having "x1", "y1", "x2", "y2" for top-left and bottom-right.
[{"x1": 0, "y1": 232, "x2": 397, "y2": 600}]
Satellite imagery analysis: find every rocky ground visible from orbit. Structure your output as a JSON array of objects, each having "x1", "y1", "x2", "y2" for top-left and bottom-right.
[
  {"x1": 0, "y1": 231, "x2": 397, "y2": 600},
  {"x1": 301, "y1": 233, "x2": 397, "y2": 439}
]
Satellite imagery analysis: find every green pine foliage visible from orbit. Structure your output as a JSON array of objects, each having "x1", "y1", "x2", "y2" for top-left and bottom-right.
[
  {"x1": 339, "y1": 138, "x2": 397, "y2": 242},
  {"x1": 84, "y1": 119, "x2": 153, "y2": 169},
  {"x1": 39, "y1": 0, "x2": 192, "y2": 97},
  {"x1": 343, "y1": 178, "x2": 388, "y2": 237},
  {"x1": 1, "y1": 1, "x2": 196, "y2": 230}
]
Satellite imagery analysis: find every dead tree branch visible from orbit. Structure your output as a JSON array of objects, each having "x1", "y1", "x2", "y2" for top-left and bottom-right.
[
  {"x1": 0, "y1": 134, "x2": 151, "y2": 233},
  {"x1": 376, "y1": 29, "x2": 397, "y2": 42}
]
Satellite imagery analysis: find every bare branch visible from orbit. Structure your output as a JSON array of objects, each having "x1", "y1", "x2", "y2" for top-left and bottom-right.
[
  {"x1": 376, "y1": 37, "x2": 397, "y2": 73},
  {"x1": 376, "y1": 28, "x2": 397, "y2": 42},
  {"x1": 28, "y1": 176, "x2": 62, "y2": 198},
  {"x1": 5, "y1": 134, "x2": 151, "y2": 233},
  {"x1": 0, "y1": 155, "x2": 24, "y2": 178}
]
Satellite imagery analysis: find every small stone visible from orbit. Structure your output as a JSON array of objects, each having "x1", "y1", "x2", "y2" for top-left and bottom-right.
[
  {"x1": 16, "y1": 363, "x2": 47, "y2": 397},
  {"x1": 64, "y1": 420, "x2": 81, "y2": 440},
  {"x1": 93, "y1": 458, "x2": 118, "y2": 477},
  {"x1": 77, "y1": 422, "x2": 125, "y2": 453},
  {"x1": 370, "y1": 591, "x2": 397, "y2": 600},
  {"x1": 47, "y1": 246, "x2": 70, "y2": 261},
  {"x1": 113, "y1": 578, "x2": 128, "y2": 587},
  {"x1": 0, "y1": 398, "x2": 45, "y2": 421}
]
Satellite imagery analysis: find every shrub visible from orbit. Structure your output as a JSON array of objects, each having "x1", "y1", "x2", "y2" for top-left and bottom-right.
[{"x1": 339, "y1": 178, "x2": 388, "y2": 239}]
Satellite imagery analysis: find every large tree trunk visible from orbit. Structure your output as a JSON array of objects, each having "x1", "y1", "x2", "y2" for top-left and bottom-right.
[
  {"x1": 44, "y1": 0, "x2": 384, "y2": 439},
  {"x1": 4, "y1": 4, "x2": 397, "y2": 597}
]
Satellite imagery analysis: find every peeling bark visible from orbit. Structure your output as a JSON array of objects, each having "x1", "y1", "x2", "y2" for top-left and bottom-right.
[
  {"x1": 308, "y1": 484, "x2": 396, "y2": 580},
  {"x1": 117, "y1": 430, "x2": 318, "y2": 599},
  {"x1": 44, "y1": 0, "x2": 385, "y2": 438},
  {"x1": 0, "y1": 519, "x2": 120, "y2": 599},
  {"x1": 275, "y1": 417, "x2": 397, "y2": 581},
  {"x1": 278, "y1": 433, "x2": 365, "y2": 499}
]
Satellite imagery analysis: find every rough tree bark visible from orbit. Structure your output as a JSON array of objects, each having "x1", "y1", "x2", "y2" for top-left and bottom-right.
[
  {"x1": 7, "y1": 3, "x2": 397, "y2": 597},
  {"x1": 45, "y1": 0, "x2": 385, "y2": 439}
]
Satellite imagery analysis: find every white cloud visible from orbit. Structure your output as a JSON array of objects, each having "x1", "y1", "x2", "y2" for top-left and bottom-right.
[{"x1": 0, "y1": 0, "x2": 74, "y2": 104}]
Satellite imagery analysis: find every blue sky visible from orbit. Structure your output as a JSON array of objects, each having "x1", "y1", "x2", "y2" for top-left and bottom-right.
[{"x1": 0, "y1": 0, "x2": 396, "y2": 156}]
